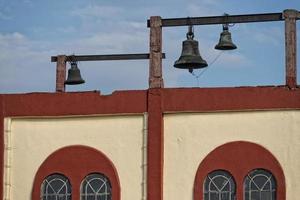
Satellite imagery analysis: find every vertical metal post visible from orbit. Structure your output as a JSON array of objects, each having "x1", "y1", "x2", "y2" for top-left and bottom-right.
[
  {"x1": 283, "y1": 9, "x2": 298, "y2": 89},
  {"x1": 55, "y1": 55, "x2": 66, "y2": 92},
  {"x1": 149, "y1": 16, "x2": 164, "y2": 88}
]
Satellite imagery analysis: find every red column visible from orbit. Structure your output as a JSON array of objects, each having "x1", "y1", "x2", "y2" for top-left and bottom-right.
[
  {"x1": 0, "y1": 95, "x2": 3, "y2": 199},
  {"x1": 147, "y1": 88, "x2": 164, "y2": 200}
]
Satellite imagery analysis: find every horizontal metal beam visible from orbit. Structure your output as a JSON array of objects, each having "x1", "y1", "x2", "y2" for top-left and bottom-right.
[
  {"x1": 51, "y1": 53, "x2": 166, "y2": 62},
  {"x1": 147, "y1": 12, "x2": 290, "y2": 27}
]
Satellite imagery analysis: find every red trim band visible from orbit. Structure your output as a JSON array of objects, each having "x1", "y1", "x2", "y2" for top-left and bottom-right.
[{"x1": 162, "y1": 87, "x2": 300, "y2": 112}]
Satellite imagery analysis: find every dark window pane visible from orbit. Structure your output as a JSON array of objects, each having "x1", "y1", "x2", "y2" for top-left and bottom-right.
[
  {"x1": 221, "y1": 192, "x2": 230, "y2": 200},
  {"x1": 244, "y1": 169, "x2": 276, "y2": 200},
  {"x1": 203, "y1": 170, "x2": 236, "y2": 200},
  {"x1": 261, "y1": 191, "x2": 273, "y2": 200},
  {"x1": 210, "y1": 193, "x2": 219, "y2": 200},
  {"x1": 81, "y1": 173, "x2": 112, "y2": 200},
  {"x1": 251, "y1": 191, "x2": 260, "y2": 200},
  {"x1": 41, "y1": 174, "x2": 71, "y2": 200}
]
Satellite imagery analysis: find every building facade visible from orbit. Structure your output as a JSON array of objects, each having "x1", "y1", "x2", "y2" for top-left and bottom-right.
[
  {"x1": 0, "y1": 86, "x2": 300, "y2": 200},
  {"x1": 1, "y1": 9, "x2": 300, "y2": 200}
]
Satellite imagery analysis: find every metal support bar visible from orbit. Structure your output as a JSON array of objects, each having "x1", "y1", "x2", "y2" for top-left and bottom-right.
[
  {"x1": 147, "y1": 12, "x2": 296, "y2": 27},
  {"x1": 284, "y1": 9, "x2": 298, "y2": 89},
  {"x1": 51, "y1": 53, "x2": 166, "y2": 62}
]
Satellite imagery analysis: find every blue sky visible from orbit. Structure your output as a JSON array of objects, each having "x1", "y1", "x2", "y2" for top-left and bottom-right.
[{"x1": 0, "y1": 0, "x2": 299, "y2": 94}]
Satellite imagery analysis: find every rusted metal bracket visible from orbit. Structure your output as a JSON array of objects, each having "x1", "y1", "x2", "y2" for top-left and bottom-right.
[
  {"x1": 53, "y1": 53, "x2": 166, "y2": 92},
  {"x1": 147, "y1": 12, "x2": 286, "y2": 27},
  {"x1": 52, "y1": 53, "x2": 165, "y2": 62}
]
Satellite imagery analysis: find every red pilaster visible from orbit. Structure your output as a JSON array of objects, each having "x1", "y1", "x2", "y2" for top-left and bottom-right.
[
  {"x1": 147, "y1": 88, "x2": 164, "y2": 200},
  {"x1": 0, "y1": 95, "x2": 3, "y2": 199}
]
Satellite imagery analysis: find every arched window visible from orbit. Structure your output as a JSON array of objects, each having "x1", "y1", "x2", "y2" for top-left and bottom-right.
[
  {"x1": 80, "y1": 173, "x2": 112, "y2": 200},
  {"x1": 203, "y1": 170, "x2": 236, "y2": 200},
  {"x1": 33, "y1": 145, "x2": 120, "y2": 200},
  {"x1": 244, "y1": 169, "x2": 276, "y2": 200},
  {"x1": 194, "y1": 141, "x2": 285, "y2": 200},
  {"x1": 41, "y1": 174, "x2": 71, "y2": 200}
]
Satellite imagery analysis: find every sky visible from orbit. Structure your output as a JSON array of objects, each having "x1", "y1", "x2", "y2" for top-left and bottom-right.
[{"x1": 0, "y1": 0, "x2": 299, "y2": 94}]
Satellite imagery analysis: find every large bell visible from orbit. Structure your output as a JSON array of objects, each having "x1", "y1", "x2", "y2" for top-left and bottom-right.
[
  {"x1": 65, "y1": 61, "x2": 85, "y2": 85},
  {"x1": 215, "y1": 25, "x2": 237, "y2": 50},
  {"x1": 174, "y1": 26, "x2": 208, "y2": 72}
]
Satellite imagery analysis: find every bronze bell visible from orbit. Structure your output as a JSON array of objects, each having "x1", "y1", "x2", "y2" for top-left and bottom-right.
[
  {"x1": 174, "y1": 25, "x2": 208, "y2": 72},
  {"x1": 215, "y1": 25, "x2": 237, "y2": 50},
  {"x1": 65, "y1": 61, "x2": 85, "y2": 85}
]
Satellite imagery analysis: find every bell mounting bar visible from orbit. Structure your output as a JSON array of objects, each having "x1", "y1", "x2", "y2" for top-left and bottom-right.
[
  {"x1": 147, "y1": 12, "x2": 300, "y2": 27},
  {"x1": 51, "y1": 53, "x2": 166, "y2": 62}
]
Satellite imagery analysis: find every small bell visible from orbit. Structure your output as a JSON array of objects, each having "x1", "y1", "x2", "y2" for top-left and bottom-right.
[
  {"x1": 174, "y1": 25, "x2": 208, "y2": 72},
  {"x1": 215, "y1": 24, "x2": 237, "y2": 50},
  {"x1": 65, "y1": 61, "x2": 85, "y2": 85}
]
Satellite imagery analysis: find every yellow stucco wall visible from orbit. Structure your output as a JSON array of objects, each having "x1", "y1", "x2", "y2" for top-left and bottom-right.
[
  {"x1": 7, "y1": 115, "x2": 144, "y2": 200},
  {"x1": 5, "y1": 110, "x2": 300, "y2": 200},
  {"x1": 164, "y1": 110, "x2": 300, "y2": 200}
]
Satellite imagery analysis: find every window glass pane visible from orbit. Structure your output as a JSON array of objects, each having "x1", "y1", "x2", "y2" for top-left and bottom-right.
[
  {"x1": 210, "y1": 193, "x2": 219, "y2": 200},
  {"x1": 244, "y1": 169, "x2": 276, "y2": 200},
  {"x1": 203, "y1": 170, "x2": 236, "y2": 200},
  {"x1": 221, "y1": 192, "x2": 230, "y2": 200},
  {"x1": 81, "y1": 173, "x2": 112, "y2": 200},
  {"x1": 41, "y1": 174, "x2": 71, "y2": 200}
]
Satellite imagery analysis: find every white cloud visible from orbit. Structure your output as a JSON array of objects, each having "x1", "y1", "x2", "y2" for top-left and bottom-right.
[
  {"x1": 186, "y1": 1, "x2": 222, "y2": 16},
  {"x1": 0, "y1": 32, "x2": 55, "y2": 93},
  {"x1": 216, "y1": 52, "x2": 249, "y2": 66},
  {"x1": 252, "y1": 26, "x2": 283, "y2": 46},
  {"x1": 70, "y1": 5, "x2": 123, "y2": 19},
  {"x1": 0, "y1": 27, "x2": 150, "y2": 93},
  {"x1": 0, "y1": 32, "x2": 27, "y2": 45}
]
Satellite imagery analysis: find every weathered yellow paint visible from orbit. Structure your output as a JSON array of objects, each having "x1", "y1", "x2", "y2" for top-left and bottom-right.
[
  {"x1": 6, "y1": 110, "x2": 300, "y2": 200},
  {"x1": 164, "y1": 110, "x2": 300, "y2": 200},
  {"x1": 9, "y1": 115, "x2": 144, "y2": 200}
]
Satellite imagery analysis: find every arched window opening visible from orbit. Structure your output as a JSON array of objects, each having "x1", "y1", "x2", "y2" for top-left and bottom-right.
[
  {"x1": 80, "y1": 173, "x2": 112, "y2": 200},
  {"x1": 203, "y1": 170, "x2": 236, "y2": 200},
  {"x1": 41, "y1": 174, "x2": 71, "y2": 200},
  {"x1": 244, "y1": 169, "x2": 276, "y2": 200},
  {"x1": 194, "y1": 141, "x2": 285, "y2": 200},
  {"x1": 32, "y1": 145, "x2": 120, "y2": 200}
]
